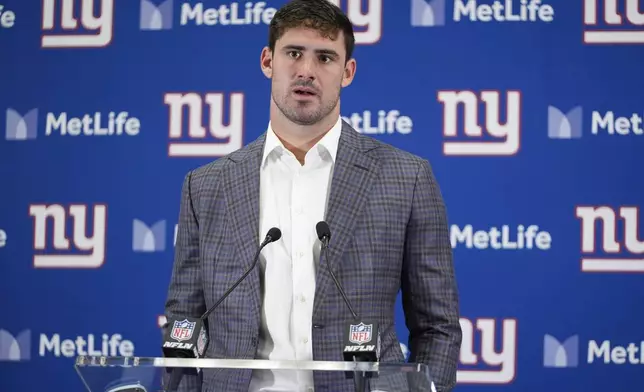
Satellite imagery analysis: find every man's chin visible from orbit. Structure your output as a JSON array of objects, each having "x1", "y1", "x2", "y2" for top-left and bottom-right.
[
  {"x1": 291, "y1": 110, "x2": 326, "y2": 125},
  {"x1": 275, "y1": 98, "x2": 332, "y2": 126},
  {"x1": 281, "y1": 106, "x2": 321, "y2": 125},
  {"x1": 289, "y1": 115, "x2": 322, "y2": 126},
  {"x1": 290, "y1": 97, "x2": 318, "y2": 107}
]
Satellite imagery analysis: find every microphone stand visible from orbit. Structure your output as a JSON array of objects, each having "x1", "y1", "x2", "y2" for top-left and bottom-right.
[
  {"x1": 318, "y1": 227, "x2": 374, "y2": 392},
  {"x1": 353, "y1": 356, "x2": 368, "y2": 392}
]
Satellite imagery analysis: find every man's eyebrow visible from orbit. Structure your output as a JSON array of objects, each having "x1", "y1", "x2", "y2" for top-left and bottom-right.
[{"x1": 282, "y1": 45, "x2": 340, "y2": 57}]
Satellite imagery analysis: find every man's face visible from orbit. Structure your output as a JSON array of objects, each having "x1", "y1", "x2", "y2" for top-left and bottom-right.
[{"x1": 261, "y1": 27, "x2": 356, "y2": 126}]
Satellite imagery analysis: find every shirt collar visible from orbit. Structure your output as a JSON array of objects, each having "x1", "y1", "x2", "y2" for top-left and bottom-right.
[{"x1": 262, "y1": 116, "x2": 342, "y2": 166}]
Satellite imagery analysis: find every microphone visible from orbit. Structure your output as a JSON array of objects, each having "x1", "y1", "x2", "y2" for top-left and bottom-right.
[
  {"x1": 315, "y1": 221, "x2": 380, "y2": 364},
  {"x1": 161, "y1": 227, "x2": 282, "y2": 391}
]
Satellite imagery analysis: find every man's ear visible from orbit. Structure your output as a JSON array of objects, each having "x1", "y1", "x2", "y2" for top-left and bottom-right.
[
  {"x1": 260, "y1": 47, "x2": 273, "y2": 79},
  {"x1": 341, "y1": 58, "x2": 356, "y2": 88}
]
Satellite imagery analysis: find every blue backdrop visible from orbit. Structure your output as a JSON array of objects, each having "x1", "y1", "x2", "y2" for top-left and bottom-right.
[{"x1": 1, "y1": 0, "x2": 643, "y2": 391}]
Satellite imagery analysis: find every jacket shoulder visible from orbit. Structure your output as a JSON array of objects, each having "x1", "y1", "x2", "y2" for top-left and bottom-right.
[
  {"x1": 342, "y1": 120, "x2": 428, "y2": 168},
  {"x1": 186, "y1": 134, "x2": 264, "y2": 190},
  {"x1": 357, "y1": 132, "x2": 430, "y2": 172}
]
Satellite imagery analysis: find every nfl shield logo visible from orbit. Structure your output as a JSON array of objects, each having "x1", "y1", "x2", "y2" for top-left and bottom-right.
[
  {"x1": 171, "y1": 319, "x2": 195, "y2": 342},
  {"x1": 349, "y1": 322, "x2": 373, "y2": 344}
]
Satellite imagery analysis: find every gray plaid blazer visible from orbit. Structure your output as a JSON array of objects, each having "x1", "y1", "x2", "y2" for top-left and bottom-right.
[{"x1": 163, "y1": 120, "x2": 462, "y2": 392}]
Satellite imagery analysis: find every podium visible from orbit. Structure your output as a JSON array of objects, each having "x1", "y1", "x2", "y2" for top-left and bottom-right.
[{"x1": 74, "y1": 355, "x2": 436, "y2": 392}]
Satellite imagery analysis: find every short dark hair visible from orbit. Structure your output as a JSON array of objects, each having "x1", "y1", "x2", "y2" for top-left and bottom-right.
[{"x1": 268, "y1": 0, "x2": 355, "y2": 62}]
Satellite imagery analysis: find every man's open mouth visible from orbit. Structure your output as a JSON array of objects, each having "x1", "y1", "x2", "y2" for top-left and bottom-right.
[{"x1": 293, "y1": 88, "x2": 316, "y2": 96}]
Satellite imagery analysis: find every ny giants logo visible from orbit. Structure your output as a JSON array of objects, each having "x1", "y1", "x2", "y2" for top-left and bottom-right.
[
  {"x1": 164, "y1": 92, "x2": 245, "y2": 157},
  {"x1": 438, "y1": 90, "x2": 521, "y2": 156},
  {"x1": 457, "y1": 317, "x2": 517, "y2": 384},
  {"x1": 576, "y1": 205, "x2": 644, "y2": 273},
  {"x1": 327, "y1": 0, "x2": 382, "y2": 44},
  {"x1": 41, "y1": 0, "x2": 114, "y2": 48},
  {"x1": 583, "y1": 0, "x2": 644, "y2": 44},
  {"x1": 29, "y1": 204, "x2": 107, "y2": 268}
]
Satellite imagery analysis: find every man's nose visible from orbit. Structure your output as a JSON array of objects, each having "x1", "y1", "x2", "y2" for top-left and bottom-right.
[{"x1": 296, "y1": 56, "x2": 316, "y2": 80}]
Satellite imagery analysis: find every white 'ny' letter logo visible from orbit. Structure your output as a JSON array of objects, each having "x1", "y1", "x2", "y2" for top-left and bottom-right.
[
  {"x1": 438, "y1": 90, "x2": 521, "y2": 156},
  {"x1": 29, "y1": 204, "x2": 107, "y2": 268},
  {"x1": 165, "y1": 92, "x2": 244, "y2": 157},
  {"x1": 583, "y1": 0, "x2": 644, "y2": 44},
  {"x1": 457, "y1": 317, "x2": 517, "y2": 384},
  {"x1": 41, "y1": 0, "x2": 114, "y2": 48},
  {"x1": 576, "y1": 205, "x2": 644, "y2": 272}
]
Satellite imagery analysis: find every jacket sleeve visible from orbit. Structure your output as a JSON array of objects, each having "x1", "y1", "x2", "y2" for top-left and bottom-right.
[
  {"x1": 162, "y1": 170, "x2": 206, "y2": 392},
  {"x1": 401, "y1": 159, "x2": 462, "y2": 392}
]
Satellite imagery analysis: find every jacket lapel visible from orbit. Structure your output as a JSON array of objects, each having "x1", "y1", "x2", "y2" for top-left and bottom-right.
[
  {"x1": 222, "y1": 133, "x2": 266, "y2": 326},
  {"x1": 313, "y1": 122, "x2": 381, "y2": 319}
]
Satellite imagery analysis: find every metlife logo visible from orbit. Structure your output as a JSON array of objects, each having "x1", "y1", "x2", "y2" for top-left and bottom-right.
[
  {"x1": 0, "y1": 329, "x2": 30, "y2": 361},
  {"x1": 548, "y1": 105, "x2": 644, "y2": 139},
  {"x1": 145, "y1": 1, "x2": 278, "y2": 28},
  {"x1": 132, "y1": 218, "x2": 178, "y2": 253},
  {"x1": 411, "y1": 0, "x2": 555, "y2": 27},
  {"x1": 544, "y1": 334, "x2": 644, "y2": 368},
  {"x1": 0, "y1": 329, "x2": 135, "y2": 361},
  {"x1": 40, "y1": 333, "x2": 134, "y2": 358},
  {"x1": 341, "y1": 110, "x2": 413, "y2": 135},
  {"x1": 0, "y1": 4, "x2": 16, "y2": 29},
  {"x1": 4, "y1": 108, "x2": 141, "y2": 141},
  {"x1": 451, "y1": 224, "x2": 552, "y2": 250}
]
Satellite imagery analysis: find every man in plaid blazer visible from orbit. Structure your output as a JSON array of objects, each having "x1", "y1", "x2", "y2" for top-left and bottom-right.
[{"x1": 164, "y1": 1, "x2": 461, "y2": 391}]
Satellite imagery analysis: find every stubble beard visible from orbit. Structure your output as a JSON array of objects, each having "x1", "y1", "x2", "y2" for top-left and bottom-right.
[{"x1": 273, "y1": 87, "x2": 340, "y2": 126}]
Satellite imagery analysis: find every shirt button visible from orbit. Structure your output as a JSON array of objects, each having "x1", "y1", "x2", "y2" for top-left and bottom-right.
[
  {"x1": 300, "y1": 295, "x2": 306, "y2": 303},
  {"x1": 298, "y1": 251, "x2": 304, "y2": 258},
  {"x1": 302, "y1": 338, "x2": 309, "y2": 344}
]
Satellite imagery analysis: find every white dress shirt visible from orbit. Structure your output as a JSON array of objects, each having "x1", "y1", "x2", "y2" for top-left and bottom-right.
[{"x1": 248, "y1": 116, "x2": 342, "y2": 392}]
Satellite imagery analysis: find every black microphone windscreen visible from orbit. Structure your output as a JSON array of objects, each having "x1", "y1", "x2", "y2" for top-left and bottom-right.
[
  {"x1": 316, "y1": 221, "x2": 331, "y2": 241},
  {"x1": 267, "y1": 227, "x2": 281, "y2": 242}
]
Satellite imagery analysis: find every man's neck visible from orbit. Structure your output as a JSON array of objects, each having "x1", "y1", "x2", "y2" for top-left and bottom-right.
[{"x1": 270, "y1": 106, "x2": 339, "y2": 165}]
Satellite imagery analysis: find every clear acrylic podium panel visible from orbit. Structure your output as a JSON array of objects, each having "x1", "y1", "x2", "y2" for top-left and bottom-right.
[{"x1": 74, "y1": 356, "x2": 436, "y2": 392}]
